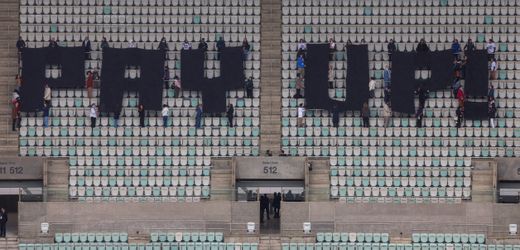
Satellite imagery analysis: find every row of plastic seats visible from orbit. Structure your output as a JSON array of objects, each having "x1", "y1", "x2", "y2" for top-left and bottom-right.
[
  {"x1": 412, "y1": 233, "x2": 485, "y2": 244},
  {"x1": 279, "y1": 145, "x2": 515, "y2": 158},
  {"x1": 330, "y1": 166, "x2": 470, "y2": 177},
  {"x1": 69, "y1": 185, "x2": 210, "y2": 197},
  {"x1": 22, "y1": 0, "x2": 261, "y2": 7},
  {"x1": 283, "y1": 242, "x2": 504, "y2": 250},
  {"x1": 21, "y1": 146, "x2": 260, "y2": 159},
  {"x1": 22, "y1": 5, "x2": 260, "y2": 16},
  {"x1": 150, "y1": 232, "x2": 223, "y2": 242},
  {"x1": 22, "y1": 136, "x2": 259, "y2": 148},
  {"x1": 70, "y1": 165, "x2": 210, "y2": 177},
  {"x1": 69, "y1": 176, "x2": 210, "y2": 187},
  {"x1": 20, "y1": 145, "x2": 261, "y2": 157},
  {"x1": 75, "y1": 195, "x2": 202, "y2": 202},
  {"x1": 20, "y1": 125, "x2": 261, "y2": 138},
  {"x1": 316, "y1": 232, "x2": 389, "y2": 243},
  {"x1": 281, "y1": 0, "x2": 516, "y2": 7},
  {"x1": 69, "y1": 156, "x2": 211, "y2": 166},
  {"x1": 338, "y1": 196, "x2": 463, "y2": 204},
  {"x1": 20, "y1": 242, "x2": 257, "y2": 250},
  {"x1": 47, "y1": 88, "x2": 259, "y2": 99},
  {"x1": 330, "y1": 186, "x2": 471, "y2": 198},
  {"x1": 330, "y1": 176, "x2": 471, "y2": 188},
  {"x1": 55, "y1": 232, "x2": 128, "y2": 243},
  {"x1": 329, "y1": 156, "x2": 471, "y2": 168}
]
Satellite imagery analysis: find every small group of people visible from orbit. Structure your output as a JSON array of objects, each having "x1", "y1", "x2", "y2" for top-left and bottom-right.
[{"x1": 259, "y1": 193, "x2": 282, "y2": 223}]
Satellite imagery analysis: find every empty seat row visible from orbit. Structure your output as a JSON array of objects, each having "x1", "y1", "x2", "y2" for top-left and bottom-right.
[
  {"x1": 150, "y1": 232, "x2": 223, "y2": 242},
  {"x1": 55, "y1": 232, "x2": 128, "y2": 243}
]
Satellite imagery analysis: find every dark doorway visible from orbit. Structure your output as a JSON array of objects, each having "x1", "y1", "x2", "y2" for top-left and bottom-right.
[{"x1": 0, "y1": 195, "x2": 19, "y2": 237}]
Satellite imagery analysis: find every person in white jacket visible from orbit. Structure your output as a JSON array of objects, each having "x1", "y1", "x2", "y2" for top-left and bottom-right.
[
  {"x1": 383, "y1": 102, "x2": 392, "y2": 127},
  {"x1": 162, "y1": 104, "x2": 169, "y2": 127},
  {"x1": 368, "y1": 77, "x2": 376, "y2": 98}
]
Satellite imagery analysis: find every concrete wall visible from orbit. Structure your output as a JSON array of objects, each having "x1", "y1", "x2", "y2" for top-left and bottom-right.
[
  {"x1": 496, "y1": 158, "x2": 520, "y2": 181},
  {"x1": 281, "y1": 202, "x2": 520, "y2": 238},
  {"x1": 18, "y1": 201, "x2": 259, "y2": 242}
]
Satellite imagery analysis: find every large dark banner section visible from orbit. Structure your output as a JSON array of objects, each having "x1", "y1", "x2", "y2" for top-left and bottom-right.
[
  {"x1": 181, "y1": 47, "x2": 245, "y2": 113},
  {"x1": 100, "y1": 48, "x2": 165, "y2": 113},
  {"x1": 465, "y1": 50, "x2": 489, "y2": 97},
  {"x1": 345, "y1": 44, "x2": 369, "y2": 110},
  {"x1": 391, "y1": 52, "x2": 416, "y2": 114},
  {"x1": 429, "y1": 50, "x2": 453, "y2": 91},
  {"x1": 20, "y1": 47, "x2": 85, "y2": 112},
  {"x1": 465, "y1": 101, "x2": 488, "y2": 120},
  {"x1": 304, "y1": 44, "x2": 341, "y2": 111}
]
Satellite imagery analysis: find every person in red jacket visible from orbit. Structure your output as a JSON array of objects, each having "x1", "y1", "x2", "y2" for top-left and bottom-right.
[
  {"x1": 456, "y1": 87, "x2": 465, "y2": 108},
  {"x1": 86, "y1": 71, "x2": 94, "y2": 99}
]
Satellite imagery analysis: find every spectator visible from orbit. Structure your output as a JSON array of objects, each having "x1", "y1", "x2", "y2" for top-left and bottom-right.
[
  {"x1": 172, "y1": 75, "x2": 181, "y2": 98},
  {"x1": 488, "y1": 84, "x2": 495, "y2": 101},
  {"x1": 43, "y1": 83, "x2": 51, "y2": 106},
  {"x1": 82, "y1": 37, "x2": 91, "y2": 60},
  {"x1": 113, "y1": 111, "x2": 120, "y2": 128},
  {"x1": 456, "y1": 107, "x2": 464, "y2": 128},
  {"x1": 294, "y1": 73, "x2": 304, "y2": 98},
  {"x1": 227, "y1": 104, "x2": 234, "y2": 127},
  {"x1": 163, "y1": 65, "x2": 170, "y2": 89},
  {"x1": 90, "y1": 103, "x2": 98, "y2": 128},
  {"x1": 12, "y1": 88, "x2": 20, "y2": 105},
  {"x1": 216, "y1": 37, "x2": 225, "y2": 59},
  {"x1": 11, "y1": 101, "x2": 20, "y2": 131},
  {"x1": 138, "y1": 104, "x2": 145, "y2": 127},
  {"x1": 331, "y1": 104, "x2": 339, "y2": 128},
  {"x1": 182, "y1": 39, "x2": 192, "y2": 50},
  {"x1": 453, "y1": 59, "x2": 462, "y2": 79},
  {"x1": 486, "y1": 39, "x2": 496, "y2": 61},
  {"x1": 329, "y1": 38, "x2": 336, "y2": 60},
  {"x1": 416, "y1": 107, "x2": 424, "y2": 128},
  {"x1": 490, "y1": 58, "x2": 498, "y2": 80},
  {"x1": 383, "y1": 65, "x2": 391, "y2": 89},
  {"x1": 383, "y1": 102, "x2": 392, "y2": 127},
  {"x1": 460, "y1": 56, "x2": 468, "y2": 79},
  {"x1": 415, "y1": 86, "x2": 429, "y2": 109},
  {"x1": 457, "y1": 87, "x2": 465, "y2": 108},
  {"x1": 297, "y1": 38, "x2": 307, "y2": 52},
  {"x1": 158, "y1": 37, "x2": 169, "y2": 51},
  {"x1": 42, "y1": 103, "x2": 50, "y2": 127},
  {"x1": 15, "y1": 74, "x2": 22, "y2": 89},
  {"x1": 346, "y1": 39, "x2": 353, "y2": 46},
  {"x1": 48, "y1": 38, "x2": 58, "y2": 48},
  {"x1": 242, "y1": 37, "x2": 250, "y2": 60},
  {"x1": 452, "y1": 78, "x2": 462, "y2": 96},
  {"x1": 0, "y1": 207, "x2": 7, "y2": 237},
  {"x1": 387, "y1": 39, "x2": 396, "y2": 61},
  {"x1": 297, "y1": 54, "x2": 305, "y2": 77},
  {"x1": 368, "y1": 77, "x2": 376, "y2": 98},
  {"x1": 361, "y1": 102, "x2": 370, "y2": 128},
  {"x1": 328, "y1": 64, "x2": 334, "y2": 88},
  {"x1": 245, "y1": 76, "x2": 254, "y2": 98},
  {"x1": 100, "y1": 37, "x2": 109, "y2": 50},
  {"x1": 451, "y1": 39, "x2": 461, "y2": 59},
  {"x1": 198, "y1": 38, "x2": 208, "y2": 52},
  {"x1": 297, "y1": 103, "x2": 305, "y2": 127},
  {"x1": 86, "y1": 71, "x2": 94, "y2": 99},
  {"x1": 195, "y1": 104, "x2": 203, "y2": 129},
  {"x1": 488, "y1": 100, "x2": 497, "y2": 128},
  {"x1": 416, "y1": 38, "x2": 430, "y2": 52},
  {"x1": 463, "y1": 38, "x2": 475, "y2": 53},
  {"x1": 161, "y1": 104, "x2": 169, "y2": 127},
  {"x1": 16, "y1": 36, "x2": 26, "y2": 52},
  {"x1": 128, "y1": 39, "x2": 137, "y2": 48},
  {"x1": 384, "y1": 86, "x2": 391, "y2": 104},
  {"x1": 266, "y1": 150, "x2": 273, "y2": 157}
]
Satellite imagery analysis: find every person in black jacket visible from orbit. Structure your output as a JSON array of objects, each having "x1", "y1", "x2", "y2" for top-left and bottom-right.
[
  {"x1": 416, "y1": 107, "x2": 424, "y2": 128},
  {"x1": 488, "y1": 101, "x2": 497, "y2": 128},
  {"x1": 331, "y1": 104, "x2": 340, "y2": 128},
  {"x1": 216, "y1": 37, "x2": 226, "y2": 59},
  {"x1": 198, "y1": 38, "x2": 208, "y2": 52},
  {"x1": 16, "y1": 36, "x2": 26, "y2": 64},
  {"x1": 416, "y1": 38, "x2": 430, "y2": 52},
  {"x1": 415, "y1": 86, "x2": 429, "y2": 109},
  {"x1": 245, "y1": 76, "x2": 254, "y2": 98},
  {"x1": 158, "y1": 37, "x2": 169, "y2": 59},
  {"x1": 456, "y1": 107, "x2": 464, "y2": 128},
  {"x1": 226, "y1": 104, "x2": 234, "y2": 127},
  {"x1": 100, "y1": 37, "x2": 109, "y2": 50},
  {"x1": 138, "y1": 104, "x2": 145, "y2": 127},
  {"x1": 387, "y1": 39, "x2": 396, "y2": 61},
  {"x1": 0, "y1": 207, "x2": 7, "y2": 237},
  {"x1": 82, "y1": 37, "x2": 91, "y2": 60},
  {"x1": 463, "y1": 38, "x2": 475, "y2": 53}
]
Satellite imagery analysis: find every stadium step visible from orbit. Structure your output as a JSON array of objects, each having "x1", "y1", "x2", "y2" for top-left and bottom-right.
[
  {"x1": 0, "y1": 0, "x2": 20, "y2": 157},
  {"x1": 307, "y1": 158, "x2": 331, "y2": 201},
  {"x1": 259, "y1": 235, "x2": 281, "y2": 250},
  {"x1": 259, "y1": 0, "x2": 282, "y2": 155},
  {"x1": 46, "y1": 158, "x2": 70, "y2": 201},
  {"x1": 471, "y1": 159, "x2": 496, "y2": 203},
  {"x1": 210, "y1": 158, "x2": 234, "y2": 200},
  {"x1": 0, "y1": 236, "x2": 19, "y2": 250}
]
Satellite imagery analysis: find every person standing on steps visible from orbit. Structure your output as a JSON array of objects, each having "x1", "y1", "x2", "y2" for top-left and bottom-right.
[
  {"x1": 227, "y1": 104, "x2": 234, "y2": 127},
  {"x1": 0, "y1": 207, "x2": 8, "y2": 237},
  {"x1": 138, "y1": 104, "x2": 145, "y2": 127}
]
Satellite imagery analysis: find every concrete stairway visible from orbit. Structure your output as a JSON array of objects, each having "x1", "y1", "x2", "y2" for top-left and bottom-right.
[
  {"x1": 259, "y1": 235, "x2": 281, "y2": 250},
  {"x1": 259, "y1": 0, "x2": 282, "y2": 156},
  {"x1": 307, "y1": 158, "x2": 331, "y2": 201},
  {"x1": 1, "y1": 236, "x2": 19, "y2": 250},
  {"x1": 471, "y1": 159, "x2": 496, "y2": 203},
  {"x1": 45, "y1": 158, "x2": 70, "y2": 201},
  {"x1": 210, "y1": 158, "x2": 235, "y2": 201},
  {"x1": 0, "y1": 0, "x2": 20, "y2": 156}
]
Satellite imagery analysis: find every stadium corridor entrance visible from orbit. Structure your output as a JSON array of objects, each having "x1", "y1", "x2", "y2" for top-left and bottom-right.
[{"x1": 236, "y1": 181, "x2": 305, "y2": 234}]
